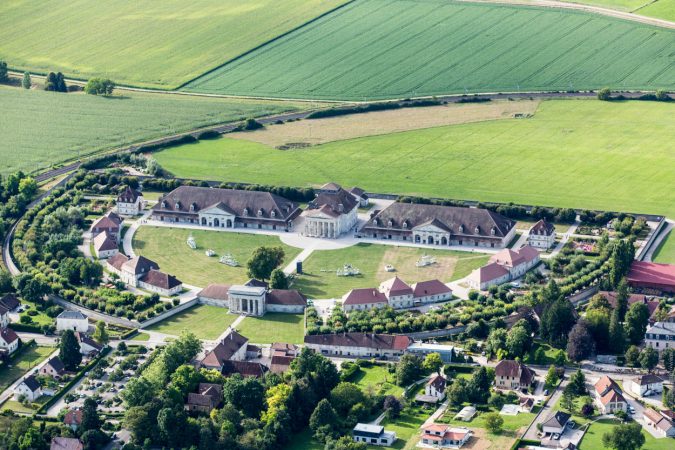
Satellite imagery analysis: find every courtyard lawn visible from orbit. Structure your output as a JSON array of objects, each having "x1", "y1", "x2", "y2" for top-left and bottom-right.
[
  {"x1": 0, "y1": 85, "x2": 299, "y2": 176},
  {"x1": 236, "y1": 313, "x2": 304, "y2": 345},
  {"x1": 579, "y1": 418, "x2": 673, "y2": 450},
  {"x1": 130, "y1": 332, "x2": 150, "y2": 342},
  {"x1": 292, "y1": 243, "x2": 488, "y2": 299},
  {"x1": 653, "y1": 230, "x2": 675, "y2": 264},
  {"x1": 348, "y1": 364, "x2": 404, "y2": 397},
  {"x1": 132, "y1": 227, "x2": 302, "y2": 287},
  {"x1": 155, "y1": 99, "x2": 675, "y2": 219},
  {"x1": 145, "y1": 305, "x2": 237, "y2": 340},
  {"x1": 0, "y1": 345, "x2": 55, "y2": 391},
  {"x1": 183, "y1": 0, "x2": 675, "y2": 99},
  {"x1": 0, "y1": 0, "x2": 349, "y2": 88}
]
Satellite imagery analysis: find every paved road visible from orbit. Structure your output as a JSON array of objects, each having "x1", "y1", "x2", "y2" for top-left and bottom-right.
[
  {"x1": 523, "y1": 379, "x2": 567, "y2": 440},
  {"x1": 643, "y1": 219, "x2": 673, "y2": 262},
  {"x1": 0, "y1": 348, "x2": 59, "y2": 406}
]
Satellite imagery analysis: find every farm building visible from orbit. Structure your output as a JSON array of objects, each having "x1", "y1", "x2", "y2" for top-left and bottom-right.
[
  {"x1": 56, "y1": 310, "x2": 89, "y2": 333},
  {"x1": 342, "y1": 277, "x2": 451, "y2": 312},
  {"x1": 467, "y1": 245, "x2": 540, "y2": 290},
  {"x1": 304, "y1": 332, "x2": 412, "y2": 359},
  {"x1": 303, "y1": 183, "x2": 359, "y2": 238},
  {"x1": 627, "y1": 261, "x2": 675, "y2": 294},
  {"x1": 151, "y1": 186, "x2": 301, "y2": 231},
  {"x1": 358, "y1": 202, "x2": 515, "y2": 249}
]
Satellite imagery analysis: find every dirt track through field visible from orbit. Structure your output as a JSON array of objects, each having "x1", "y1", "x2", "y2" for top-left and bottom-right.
[
  {"x1": 458, "y1": 0, "x2": 675, "y2": 29},
  {"x1": 229, "y1": 100, "x2": 540, "y2": 147}
]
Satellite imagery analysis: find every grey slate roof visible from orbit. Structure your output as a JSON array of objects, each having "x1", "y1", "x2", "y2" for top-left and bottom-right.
[
  {"x1": 57, "y1": 311, "x2": 87, "y2": 320},
  {"x1": 309, "y1": 183, "x2": 358, "y2": 216},
  {"x1": 21, "y1": 375, "x2": 41, "y2": 392}
]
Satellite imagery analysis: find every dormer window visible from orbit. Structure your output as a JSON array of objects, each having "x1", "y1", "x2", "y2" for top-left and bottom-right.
[
  {"x1": 271, "y1": 210, "x2": 277, "y2": 218},
  {"x1": 175, "y1": 202, "x2": 181, "y2": 211},
  {"x1": 474, "y1": 226, "x2": 480, "y2": 234},
  {"x1": 190, "y1": 203, "x2": 196, "y2": 212},
  {"x1": 161, "y1": 201, "x2": 167, "y2": 209},
  {"x1": 257, "y1": 208, "x2": 264, "y2": 217},
  {"x1": 388, "y1": 220, "x2": 393, "y2": 228},
  {"x1": 491, "y1": 227, "x2": 496, "y2": 236},
  {"x1": 373, "y1": 218, "x2": 379, "y2": 226},
  {"x1": 243, "y1": 208, "x2": 249, "y2": 216},
  {"x1": 402, "y1": 220, "x2": 408, "y2": 229},
  {"x1": 458, "y1": 225, "x2": 464, "y2": 233}
]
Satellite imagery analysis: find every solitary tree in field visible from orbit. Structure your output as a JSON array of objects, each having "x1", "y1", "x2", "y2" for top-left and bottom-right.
[
  {"x1": 247, "y1": 246, "x2": 285, "y2": 281},
  {"x1": 484, "y1": 412, "x2": 504, "y2": 433},
  {"x1": 602, "y1": 422, "x2": 645, "y2": 450},
  {"x1": 84, "y1": 77, "x2": 115, "y2": 96},
  {"x1": 22, "y1": 72, "x2": 31, "y2": 89},
  {"x1": 597, "y1": 87, "x2": 612, "y2": 101}
]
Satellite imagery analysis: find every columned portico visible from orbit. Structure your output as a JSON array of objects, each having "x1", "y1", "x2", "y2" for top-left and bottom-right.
[{"x1": 228, "y1": 285, "x2": 266, "y2": 316}]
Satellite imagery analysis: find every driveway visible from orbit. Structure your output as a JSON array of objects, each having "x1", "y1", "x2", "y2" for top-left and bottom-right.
[{"x1": 523, "y1": 380, "x2": 566, "y2": 441}]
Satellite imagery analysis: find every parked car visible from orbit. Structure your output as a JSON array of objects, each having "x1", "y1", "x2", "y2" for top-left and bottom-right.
[
  {"x1": 553, "y1": 434, "x2": 560, "y2": 440},
  {"x1": 544, "y1": 389, "x2": 549, "y2": 396},
  {"x1": 569, "y1": 421, "x2": 576, "y2": 429},
  {"x1": 628, "y1": 406, "x2": 636, "y2": 414}
]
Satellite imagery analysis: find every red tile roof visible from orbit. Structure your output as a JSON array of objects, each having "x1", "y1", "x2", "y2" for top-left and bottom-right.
[
  {"x1": 627, "y1": 261, "x2": 675, "y2": 291},
  {"x1": 380, "y1": 277, "x2": 413, "y2": 297},
  {"x1": 64, "y1": 409, "x2": 83, "y2": 425},
  {"x1": 471, "y1": 262, "x2": 510, "y2": 283},
  {"x1": 140, "y1": 269, "x2": 182, "y2": 290},
  {"x1": 51, "y1": 437, "x2": 83, "y2": 450},
  {"x1": 198, "y1": 284, "x2": 231, "y2": 300},
  {"x1": 107, "y1": 253, "x2": 130, "y2": 271},
  {"x1": 412, "y1": 279, "x2": 451, "y2": 298},
  {"x1": 266, "y1": 289, "x2": 307, "y2": 306},
  {"x1": 93, "y1": 231, "x2": 117, "y2": 252},
  {"x1": 0, "y1": 327, "x2": 19, "y2": 344},
  {"x1": 530, "y1": 219, "x2": 555, "y2": 236},
  {"x1": 595, "y1": 376, "x2": 622, "y2": 396},
  {"x1": 343, "y1": 288, "x2": 388, "y2": 306}
]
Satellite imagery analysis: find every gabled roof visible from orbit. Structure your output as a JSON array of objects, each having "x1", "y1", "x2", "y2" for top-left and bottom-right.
[
  {"x1": 198, "y1": 284, "x2": 231, "y2": 300},
  {"x1": 0, "y1": 327, "x2": 19, "y2": 344},
  {"x1": 309, "y1": 183, "x2": 358, "y2": 216},
  {"x1": 117, "y1": 186, "x2": 142, "y2": 203},
  {"x1": 0, "y1": 304, "x2": 8, "y2": 316},
  {"x1": 595, "y1": 375, "x2": 622, "y2": 396},
  {"x1": 634, "y1": 374, "x2": 663, "y2": 386},
  {"x1": 415, "y1": 218, "x2": 452, "y2": 232},
  {"x1": 201, "y1": 330, "x2": 248, "y2": 368},
  {"x1": 90, "y1": 215, "x2": 120, "y2": 232},
  {"x1": 51, "y1": 437, "x2": 83, "y2": 450},
  {"x1": 21, "y1": 375, "x2": 40, "y2": 392},
  {"x1": 530, "y1": 219, "x2": 555, "y2": 236},
  {"x1": 64, "y1": 409, "x2": 83, "y2": 425},
  {"x1": 107, "y1": 253, "x2": 130, "y2": 271},
  {"x1": 600, "y1": 388, "x2": 626, "y2": 406},
  {"x1": 0, "y1": 293, "x2": 20, "y2": 310},
  {"x1": 266, "y1": 289, "x2": 307, "y2": 306},
  {"x1": 427, "y1": 374, "x2": 446, "y2": 391},
  {"x1": 349, "y1": 187, "x2": 367, "y2": 198},
  {"x1": 412, "y1": 279, "x2": 452, "y2": 298},
  {"x1": 494, "y1": 360, "x2": 534, "y2": 385},
  {"x1": 469, "y1": 262, "x2": 510, "y2": 284},
  {"x1": 343, "y1": 288, "x2": 388, "y2": 306},
  {"x1": 489, "y1": 249, "x2": 525, "y2": 268},
  {"x1": 270, "y1": 355, "x2": 295, "y2": 373},
  {"x1": 245, "y1": 279, "x2": 269, "y2": 288},
  {"x1": 45, "y1": 356, "x2": 66, "y2": 374},
  {"x1": 75, "y1": 332, "x2": 103, "y2": 351},
  {"x1": 627, "y1": 261, "x2": 675, "y2": 289},
  {"x1": 361, "y1": 202, "x2": 515, "y2": 238},
  {"x1": 643, "y1": 408, "x2": 664, "y2": 424},
  {"x1": 57, "y1": 310, "x2": 87, "y2": 321},
  {"x1": 122, "y1": 255, "x2": 159, "y2": 275},
  {"x1": 304, "y1": 333, "x2": 412, "y2": 350},
  {"x1": 93, "y1": 231, "x2": 117, "y2": 252},
  {"x1": 187, "y1": 392, "x2": 215, "y2": 407},
  {"x1": 106, "y1": 211, "x2": 123, "y2": 225},
  {"x1": 221, "y1": 360, "x2": 268, "y2": 378},
  {"x1": 380, "y1": 276, "x2": 413, "y2": 297},
  {"x1": 542, "y1": 411, "x2": 570, "y2": 429},
  {"x1": 140, "y1": 269, "x2": 182, "y2": 290}
]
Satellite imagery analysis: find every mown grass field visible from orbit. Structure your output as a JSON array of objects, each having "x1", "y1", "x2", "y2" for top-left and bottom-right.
[
  {"x1": 579, "y1": 418, "x2": 673, "y2": 450},
  {"x1": 155, "y1": 98, "x2": 675, "y2": 218},
  {"x1": 639, "y1": 0, "x2": 675, "y2": 22},
  {"x1": 0, "y1": 85, "x2": 298, "y2": 176},
  {"x1": 653, "y1": 230, "x2": 675, "y2": 264},
  {"x1": 0, "y1": 345, "x2": 54, "y2": 391},
  {"x1": 146, "y1": 305, "x2": 237, "y2": 340},
  {"x1": 0, "y1": 0, "x2": 349, "y2": 88},
  {"x1": 292, "y1": 243, "x2": 488, "y2": 299},
  {"x1": 236, "y1": 313, "x2": 305, "y2": 344},
  {"x1": 132, "y1": 227, "x2": 302, "y2": 287},
  {"x1": 348, "y1": 364, "x2": 404, "y2": 396},
  {"x1": 184, "y1": 0, "x2": 675, "y2": 100}
]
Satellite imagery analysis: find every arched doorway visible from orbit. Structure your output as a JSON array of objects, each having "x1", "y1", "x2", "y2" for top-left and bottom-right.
[
  {"x1": 201, "y1": 217, "x2": 207, "y2": 225},
  {"x1": 441, "y1": 237, "x2": 448, "y2": 245},
  {"x1": 428, "y1": 236, "x2": 434, "y2": 245},
  {"x1": 226, "y1": 219, "x2": 232, "y2": 228},
  {"x1": 415, "y1": 235, "x2": 421, "y2": 243},
  {"x1": 214, "y1": 218, "x2": 220, "y2": 227}
]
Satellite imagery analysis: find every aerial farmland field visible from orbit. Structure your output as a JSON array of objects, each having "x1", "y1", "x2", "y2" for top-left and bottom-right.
[
  {"x1": 0, "y1": 0, "x2": 349, "y2": 88},
  {"x1": 183, "y1": 0, "x2": 675, "y2": 100},
  {"x1": 0, "y1": 85, "x2": 298, "y2": 176},
  {"x1": 638, "y1": 0, "x2": 675, "y2": 22},
  {"x1": 154, "y1": 98, "x2": 675, "y2": 218}
]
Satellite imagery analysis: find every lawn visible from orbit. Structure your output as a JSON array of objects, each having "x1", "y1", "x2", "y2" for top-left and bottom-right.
[
  {"x1": 653, "y1": 230, "x2": 675, "y2": 264},
  {"x1": 347, "y1": 364, "x2": 404, "y2": 397},
  {"x1": 130, "y1": 332, "x2": 150, "y2": 342},
  {"x1": 291, "y1": 243, "x2": 489, "y2": 299},
  {"x1": 0, "y1": 85, "x2": 298, "y2": 176},
  {"x1": 236, "y1": 313, "x2": 305, "y2": 345},
  {"x1": 0, "y1": 0, "x2": 349, "y2": 88},
  {"x1": 183, "y1": 0, "x2": 675, "y2": 100},
  {"x1": 0, "y1": 345, "x2": 54, "y2": 391},
  {"x1": 155, "y1": 98, "x2": 675, "y2": 219},
  {"x1": 442, "y1": 408, "x2": 536, "y2": 432},
  {"x1": 523, "y1": 340, "x2": 562, "y2": 366},
  {"x1": 145, "y1": 305, "x2": 237, "y2": 340},
  {"x1": 579, "y1": 418, "x2": 673, "y2": 450},
  {"x1": 516, "y1": 220, "x2": 570, "y2": 234},
  {"x1": 638, "y1": 0, "x2": 675, "y2": 22},
  {"x1": 132, "y1": 227, "x2": 302, "y2": 287}
]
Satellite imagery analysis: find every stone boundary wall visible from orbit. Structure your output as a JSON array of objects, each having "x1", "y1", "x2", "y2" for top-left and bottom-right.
[{"x1": 636, "y1": 216, "x2": 666, "y2": 261}]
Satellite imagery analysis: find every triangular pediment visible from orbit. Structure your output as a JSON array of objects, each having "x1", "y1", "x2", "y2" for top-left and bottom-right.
[
  {"x1": 413, "y1": 223, "x2": 449, "y2": 233},
  {"x1": 200, "y1": 202, "x2": 236, "y2": 216}
]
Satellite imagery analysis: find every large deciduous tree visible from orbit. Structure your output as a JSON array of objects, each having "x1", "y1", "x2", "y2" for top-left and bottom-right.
[
  {"x1": 566, "y1": 320, "x2": 595, "y2": 362},
  {"x1": 602, "y1": 422, "x2": 645, "y2": 450},
  {"x1": 624, "y1": 302, "x2": 649, "y2": 345},
  {"x1": 246, "y1": 246, "x2": 285, "y2": 281}
]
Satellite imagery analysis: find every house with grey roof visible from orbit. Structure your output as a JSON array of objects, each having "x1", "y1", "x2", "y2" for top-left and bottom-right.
[
  {"x1": 528, "y1": 219, "x2": 556, "y2": 249},
  {"x1": 56, "y1": 310, "x2": 89, "y2": 333},
  {"x1": 353, "y1": 423, "x2": 396, "y2": 446},
  {"x1": 151, "y1": 186, "x2": 301, "y2": 231},
  {"x1": 14, "y1": 375, "x2": 42, "y2": 402},
  {"x1": 116, "y1": 186, "x2": 144, "y2": 216}
]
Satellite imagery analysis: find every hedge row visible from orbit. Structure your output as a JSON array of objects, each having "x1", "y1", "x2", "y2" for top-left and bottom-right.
[{"x1": 306, "y1": 99, "x2": 444, "y2": 119}]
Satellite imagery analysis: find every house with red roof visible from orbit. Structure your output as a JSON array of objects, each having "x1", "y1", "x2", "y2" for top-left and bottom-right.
[
  {"x1": 419, "y1": 424, "x2": 472, "y2": 448},
  {"x1": 467, "y1": 245, "x2": 540, "y2": 290},
  {"x1": 342, "y1": 276, "x2": 452, "y2": 313},
  {"x1": 63, "y1": 409, "x2": 83, "y2": 431},
  {"x1": 379, "y1": 277, "x2": 414, "y2": 308},
  {"x1": 594, "y1": 375, "x2": 627, "y2": 414},
  {"x1": 0, "y1": 327, "x2": 19, "y2": 355}
]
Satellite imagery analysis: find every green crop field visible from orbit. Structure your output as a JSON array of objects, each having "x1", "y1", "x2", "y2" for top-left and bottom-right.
[
  {"x1": 183, "y1": 0, "x2": 675, "y2": 100},
  {"x1": 639, "y1": 0, "x2": 675, "y2": 22},
  {"x1": 132, "y1": 227, "x2": 302, "y2": 287},
  {"x1": 654, "y1": 230, "x2": 675, "y2": 264},
  {"x1": 0, "y1": 0, "x2": 349, "y2": 88},
  {"x1": 155, "y1": 98, "x2": 675, "y2": 219},
  {"x1": 568, "y1": 0, "x2": 675, "y2": 22},
  {"x1": 0, "y1": 85, "x2": 298, "y2": 176}
]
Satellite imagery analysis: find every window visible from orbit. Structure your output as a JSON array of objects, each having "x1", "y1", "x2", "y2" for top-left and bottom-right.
[
  {"x1": 175, "y1": 202, "x2": 181, "y2": 210},
  {"x1": 474, "y1": 226, "x2": 480, "y2": 234},
  {"x1": 271, "y1": 210, "x2": 276, "y2": 217},
  {"x1": 258, "y1": 209, "x2": 264, "y2": 216}
]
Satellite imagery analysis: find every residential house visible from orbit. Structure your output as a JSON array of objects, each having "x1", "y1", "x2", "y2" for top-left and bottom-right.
[
  {"x1": 39, "y1": 357, "x2": 66, "y2": 379},
  {"x1": 14, "y1": 375, "x2": 42, "y2": 402},
  {"x1": 90, "y1": 211, "x2": 122, "y2": 243},
  {"x1": 270, "y1": 343, "x2": 298, "y2": 374},
  {"x1": 419, "y1": 424, "x2": 472, "y2": 449},
  {"x1": 541, "y1": 411, "x2": 571, "y2": 435},
  {"x1": 0, "y1": 327, "x2": 20, "y2": 355},
  {"x1": 528, "y1": 219, "x2": 556, "y2": 249},
  {"x1": 56, "y1": 310, "x2": 89, "y2": 333},
  {"x1": 138, "y1": 269, "x2": 183, "y2": 296},
  {"x1": 221, "y1": 360, "x2": 268, "y2": 378},
  {"x1": 304, "y1": 183, "x2": 359, "y2": 238},
  {"x1": 198, "y1": 330, "x2": 248, "y2": 371},
  {"x1": 349, "y1": 187, "x2": 369, "y2": 207},
  {"x1": 93, "y1": 231, "x2": 118, "y2": 259},
  {"x1": 0, "y1": 305, "x2": 9, "y2": 328},
  {"x1": 644, "y1": 321, "x2": 675, "y2": 352},
  {"x1": 519, "y1": 397, "x2": 535, "y2": 413},
  {"x1": 600, "y1": 291, "x2": 660, "y2": 324},
  {"x1": 643, "y1": 409, "x2": 675, "y2": 438},
  {"x1": 494, "y1": 360, "x2": 536, "y2": 391},
  {"x1": 352, "y1": 423, "x2": 396, "y2": 446},
  {"x1": 359, "y1": 202, "x2": 516, "y2": 249},
  {"x1": 594, "y1": 375, "x2": 627, "y2": 414},
  {"x1": 342, "y1": 277, "x2": 451, "y2": 313},
  {"x1": 304, "y1": 333, "x2": 412, "y2": 359},
  {"x1": 426, "y1": 375, "x2": 447, "y2": 400},
  {"x1": 0, "y1": 293, "x2": 20, "y2": 311},
  {"x1": 116, "y1": 186, "x2": 144, "y2": 216},
  {"x1": 106, "y1": 254, "x2": 159, "y2": 287},
  {"x1": 627, "y1": 374, "x2": 663, "y2": 397},
  {"x1": 63, "y1": 409, "x2": 83, "y2": 431},
  {"x1": 467, "y1": 245, "x2": 540, "y2": 290},
  {"x1": 151, "y1": 186, "x2": 301, "y2": 231},
  {"x1": 50, "y1": 437, "x2": 83, "y2": 450},
  {"x1": 185, "y1": 383, "x2": 223, "y2": 414},
  {"x1": 76, "y1": 332, "x2": 103, "y2": 356}
]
